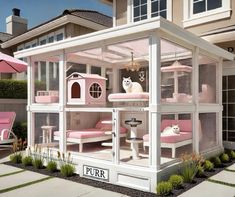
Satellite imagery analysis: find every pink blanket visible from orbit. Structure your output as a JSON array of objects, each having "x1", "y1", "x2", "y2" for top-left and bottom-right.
[{"x1": 54, "y1": 127, "x2": 127, "y2": 139}]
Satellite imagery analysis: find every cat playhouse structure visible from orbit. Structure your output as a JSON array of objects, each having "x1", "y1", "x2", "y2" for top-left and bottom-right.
[
  {"x1": 16, "y1": 17, "x2": 234, "y2": 193},
  {"x1": 67, "y1": 72, "x2": 106, "y2": 105}
]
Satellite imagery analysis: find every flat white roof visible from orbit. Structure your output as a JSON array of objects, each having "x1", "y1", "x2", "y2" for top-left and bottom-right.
[{"x1": 14, "y1": 17, "x2": 234, "y2": 61}]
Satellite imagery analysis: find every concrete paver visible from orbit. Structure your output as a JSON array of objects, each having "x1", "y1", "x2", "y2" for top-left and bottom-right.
[
  {"x1": 1, "y1": 177, "x2": 126, "y2": 197},
  {"x1": 0, "y1": 164, "x2": 22, "y2": 175},
  {"x1": 210, "y1": 170, "x2": 235, "y2": 184},
  {"x1": 0, "y1": 170, "x2": 48, "y2": 190},
  {"x1": 179, "y1": 181, "x2": 235, "y2": 197},
  {"x1": 227, "y1": 163, "x2": 235, "y2": 171}
]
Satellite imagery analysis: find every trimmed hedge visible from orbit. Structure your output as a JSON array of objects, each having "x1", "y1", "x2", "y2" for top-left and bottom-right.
[
  {"x1": 0, "y1": 80, "x2": 27, "y2": 99},
  {"x1": 0, "y1": 80, "x2": 46, "y2": 99},
  {"x1": 13, "y1": 121, "x2": 27, "y2": 141}
]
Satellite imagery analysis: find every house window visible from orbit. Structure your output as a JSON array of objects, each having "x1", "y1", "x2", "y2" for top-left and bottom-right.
[
  {"x1": 133, "y1": 0, "x2": 148, "y2": 22},
  {"x1": 40, "y1": 39, "x2": 46, "y2": 45},
  {"x1": 131, "y1": 0, "x2": 171, "y2": 22},
  {"x1": 193, "y1": 0, "x2": 222, "y2": 14},
  {"x1": 89, "y1": 83, "x2": 102, "y2": 99},
  {"x1": 183, "y1": 0, "x2": 231, "y2": 27},
  {"x1": 48, "y1": 36, "x2": 54, "y2": 43},
  {"x1": 56, "y1": 33, "x2": 63, "y2": 41},
  {"x1": 151, "y1": 0, "x2": 167, "y2": 18}
]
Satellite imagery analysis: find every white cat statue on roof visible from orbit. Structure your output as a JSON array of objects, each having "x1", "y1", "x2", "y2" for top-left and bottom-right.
[
  {"x1": 122, "y1": 77, "x2": 143, "y2": 93},
  {"x1": 161, "y1": 125, "x2": 180, "y2": 136}
]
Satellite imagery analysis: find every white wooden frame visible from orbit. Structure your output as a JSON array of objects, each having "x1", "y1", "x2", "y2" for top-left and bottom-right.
[
  {"x1": 15, "y1": 17, "x2": 234, "y2": 193},
  {"x1": 143, "y1": 139, "x2": 192, "y2": 158}
]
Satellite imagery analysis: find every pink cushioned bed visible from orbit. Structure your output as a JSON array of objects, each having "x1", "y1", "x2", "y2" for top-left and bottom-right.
[
  {"x1": 54, "y1": 118, "x2": 128, "y2": 152},
  {"x1": 54, "y1": 127, "x2": 127, "y2": 139},
  {"x1": 143, "y1": 132, "x2": 192, "y2": 143},
  {"x1": 108, "y1": 92, "x2": 149, "y2": 102},
  {"x1": 143, "y1": 119, "x2": 195, "y2": 158}
]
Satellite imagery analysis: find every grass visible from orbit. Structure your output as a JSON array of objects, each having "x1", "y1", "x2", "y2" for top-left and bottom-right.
[
  {"x1": 0, "y1": 176, "x2": 54, "y2": 194},
  {"x1": 224, "y1": 168, "x2": 235, "y2": 172},
  {"x1": 207, "y1": 179, "x2": 235, "y2": 187},
  {"x1": 0, "y1": 170, "x2": 25, "y2": 178}
]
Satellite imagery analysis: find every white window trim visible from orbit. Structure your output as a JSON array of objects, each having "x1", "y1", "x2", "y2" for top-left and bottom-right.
[
  {"x1": 128, "y1": 0, "x2": 172, "y2": 23},
  {"x1": 183, "y1": 0, "x2": 231, "y2": 28}
]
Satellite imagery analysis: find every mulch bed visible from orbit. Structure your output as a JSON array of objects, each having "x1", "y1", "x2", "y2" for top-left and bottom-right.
[{"x1": 4, "y1": 160, "x2": 235, "y2": 197}]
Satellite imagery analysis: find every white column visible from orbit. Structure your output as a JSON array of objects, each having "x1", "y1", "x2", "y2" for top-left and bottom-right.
[
  {"x1": 87, "y1": 64, "x2": 91, "y2": 74},
  {"x1": 59, "y1": 51, "x2": 67, "y2": 153},
  {"x1": 127, "y1": 0, "x2": 132, "y2": 23},
  {"x1": 38, "y1": 62, "x2": 41, "y2": 81},
  {"x1": 112, "y1": 68, "x2": 119, "y2": 93},
  {"x1": 193, "y1": 47, "x2": 199, "y2": 153},
  {"x1": 27, "y1": 57, "x2": 34, "y2": 148},
  {"x1": 113, "y1": 0, "x2": 117, "y2": 27},
  {"x1": 46, "y1": 61, "x2": 50, "y2": 90},
  {"x1": 149, "y1": 32, "x2": 161, "y2": 169}
]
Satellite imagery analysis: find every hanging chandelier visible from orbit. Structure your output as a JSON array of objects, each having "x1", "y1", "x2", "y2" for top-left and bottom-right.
[{"x1": 124, "y1": 52, "x2": 141, "y2": 72}]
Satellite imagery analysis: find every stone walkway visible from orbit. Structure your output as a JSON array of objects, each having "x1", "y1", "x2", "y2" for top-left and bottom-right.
[
  {"x1": 0, "y1": 156, "x2": 128, "y2": 197},
  {"x1": 179, "y1": 163, "x2": 235, "y2": 197}
]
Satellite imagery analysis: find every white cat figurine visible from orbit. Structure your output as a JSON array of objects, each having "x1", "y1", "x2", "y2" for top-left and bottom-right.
[
  {"x1": 161, "y1": 125, "x2": 180, "y2": 136},
  {"x1": 122, "y1": 77, "x2": 143, "y2": 93}
]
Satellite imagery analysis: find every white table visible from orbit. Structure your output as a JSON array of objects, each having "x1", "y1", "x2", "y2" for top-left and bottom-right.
[{"x1": 41, "y1": 125, "x2": 55, "y2": 143}]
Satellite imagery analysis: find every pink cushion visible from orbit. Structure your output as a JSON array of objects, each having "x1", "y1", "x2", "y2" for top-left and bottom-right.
[
  {"x1": 143, "y1": 132, "x2": 192, "y2": 143},
  {"x1": 0, "y1": 118, "x2": 10, "y2": 124},
  {"x1": 108, "y1": 93, "x2": 149, "y2": 101},
  {"x1": 0, "y1": 130, "x2": 9, "y2": 140},
  {"x1": 95, "y1": 118, "x2": 112, "y2": 129},
  {"x1": 161, "y1": 132, "x2": 192, "y2": 143}
]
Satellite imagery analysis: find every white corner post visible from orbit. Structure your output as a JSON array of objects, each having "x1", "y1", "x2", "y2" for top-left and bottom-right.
[
  {"x1": 113, "y1": 109, "x2": 120, "y2": 164},
  {"x1": 27, "y1": 56, "x2": 35, "y2": 149},
  {"x1": 149, "y1": 32, "x2": 161, "y2": 170},
  {"x1": 218, "y1": 57, "x2": 223, "y2": 148},
  {"x1": 192, "y1": 47, "x2": 199, "y2": 153},
  {"x1": 59, "y1": 51, "x2": 67, "y2": 153},
  {"x1": 113, "y1": 0, "x2": 117, "y2": 27}
]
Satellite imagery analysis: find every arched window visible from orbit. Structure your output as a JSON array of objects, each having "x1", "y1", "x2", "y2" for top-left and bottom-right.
[{"x1": 71, "y1": 82, "x2": 81, "y2": 98}]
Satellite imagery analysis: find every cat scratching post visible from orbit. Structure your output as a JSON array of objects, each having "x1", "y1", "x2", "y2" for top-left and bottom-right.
[{"x1": 125, "y1": 118, "x2": 143, "y2": 159}]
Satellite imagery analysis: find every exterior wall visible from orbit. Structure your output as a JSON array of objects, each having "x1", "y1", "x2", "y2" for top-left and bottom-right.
[
  {"x1": 114, "y1": 0, "x2": 235, "y2": 36},
  {"x1": 116, "y1": 0, "x2": 127, "y2": 26},
  {"x1": 73, "y1": 24, "x2": 95, "y2": 37}
]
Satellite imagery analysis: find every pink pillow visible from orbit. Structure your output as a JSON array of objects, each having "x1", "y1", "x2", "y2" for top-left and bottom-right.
[
  {"x1": 95, "y1": 117, "x2": 112, "y2": 129},
  {"x1": 0, "y1": 118, "x2": 10, "y2": 124}
]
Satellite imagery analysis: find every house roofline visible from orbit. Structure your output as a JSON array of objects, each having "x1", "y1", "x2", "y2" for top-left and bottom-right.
[
  {"x1": 100, "y1": 0, "x2": 113, "y2": 6},
  {"x1": 1, "y1": 14, "x2": 110, "y2": 49},
  {"x1": 14, "y1": 17, "x2": 234, "y2": 61},
  {"x1": 201, "y1": 26, "x2": 235, "y2": 44}
]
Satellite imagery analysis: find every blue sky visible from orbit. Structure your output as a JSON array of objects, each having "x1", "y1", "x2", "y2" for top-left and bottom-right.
[{"x1": 0, "y1": 0, "x2": 112, "y2": 33}]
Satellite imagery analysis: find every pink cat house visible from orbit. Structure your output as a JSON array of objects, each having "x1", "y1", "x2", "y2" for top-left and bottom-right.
[
  {"x1": 15, "y1": 17, "x2": 234, "y2": 193},
  {"x1": 67, "y1": 72, "x2": 106, "y2": 105}
]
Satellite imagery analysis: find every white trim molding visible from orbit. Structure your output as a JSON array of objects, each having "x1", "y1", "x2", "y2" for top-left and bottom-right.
[{"x1": 183, "y1": 0, "x2": 231, "y2": 28}]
